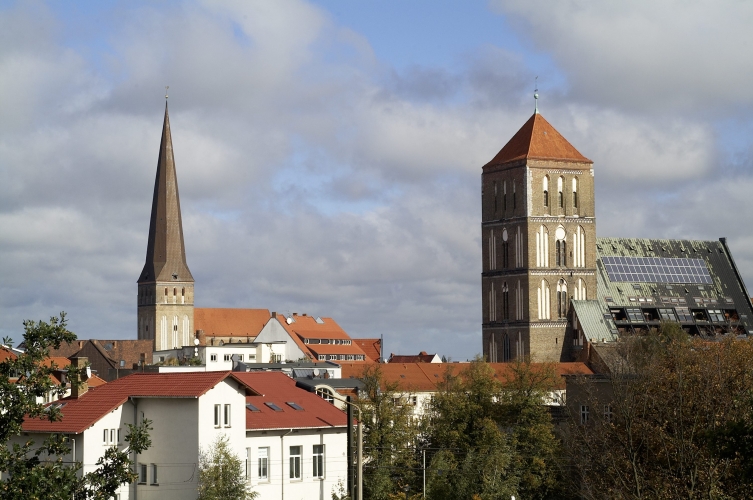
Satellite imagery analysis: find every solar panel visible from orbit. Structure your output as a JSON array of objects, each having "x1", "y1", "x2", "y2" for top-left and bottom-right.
[{"x1": 602, "y1": 256, "x2": 712, "y2": 284}]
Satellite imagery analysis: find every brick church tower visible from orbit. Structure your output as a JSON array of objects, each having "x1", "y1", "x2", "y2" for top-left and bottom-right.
[
  {"x1": 481, "y1": 110, "x2": 597, "y2": 362},
  {"x1": 137, "y1": 103, "x2": 195, "y2": 351}
]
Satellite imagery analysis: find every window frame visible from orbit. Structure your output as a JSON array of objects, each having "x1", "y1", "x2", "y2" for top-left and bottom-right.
[
  {"x1": 580, "y1": 404, "x2": 589, "y2": 424},
  {"x1": 138, "y1": 463, "x2": 147, "y2": 484},
  {"x1": 214, "y1": 404, "x2": 221, "y2": 427},
  {"x1": 289, "y1": 446, "x2": 302, "y2": 480},
  {"x1": 258, "y1": 447, "x2": 269, "y2": 481},
  {"x1": 151, "y1": 463, "x2": 158, "y2": 485},
  {"x1": 313, "y1": 444, "x2": 325, "y2": 479},
  {"x1": 224, "y1": 404, "x2": 231, "y2": 427}
]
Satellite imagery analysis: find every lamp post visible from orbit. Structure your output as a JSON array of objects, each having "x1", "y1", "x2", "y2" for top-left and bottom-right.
[{"x1": 332, "y1": 393, "x2": 363, "y2": 500}]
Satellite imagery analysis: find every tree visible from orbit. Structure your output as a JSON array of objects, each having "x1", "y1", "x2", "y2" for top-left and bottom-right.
[
  {"x1": 424, "y1": 357, "x2": 566, "y2": 500},
  {"x1": 197, "y1": 434, "x2": 258, "y2": 500},
  {"x1": 0, "y1": 313, "x2": 152, "y2": 499},
  {"x1": 565, "y1": 323, "x2": 753, "y2": 499},
  {"x1": 357, "y1": 364, "x2": 421, "y2": 500}
]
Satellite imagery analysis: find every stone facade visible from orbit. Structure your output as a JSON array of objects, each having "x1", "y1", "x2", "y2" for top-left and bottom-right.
[{"x1": 482, "y1": 113, "x2": 597, "y2": 362}]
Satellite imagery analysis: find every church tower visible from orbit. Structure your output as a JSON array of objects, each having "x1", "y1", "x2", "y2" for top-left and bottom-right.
[
  {"x1": 482, "y1": 111, "x2": 597, "y2": 362},
  {"x1": 137, "y1": 103, "x2": 195, "y2": 351}
]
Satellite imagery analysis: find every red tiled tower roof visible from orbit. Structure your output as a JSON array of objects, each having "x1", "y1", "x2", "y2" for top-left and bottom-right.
[{"x1": 485, "y1": 113, "x2": 592, "y2": 167}]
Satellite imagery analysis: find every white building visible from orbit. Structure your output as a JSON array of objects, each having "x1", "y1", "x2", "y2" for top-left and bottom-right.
[{"x1": 18, "y1": 371, "x2": 348, "y2": 500}]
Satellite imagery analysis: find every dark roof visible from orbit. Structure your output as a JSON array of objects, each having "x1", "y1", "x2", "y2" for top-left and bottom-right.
[
  {"x1": 138, "y1": 103, "x2": 193, "y2": 283},
  {"x1": 485, "y1": 113, "x2": 592, "y2": 167},
  {"x1": 389, "y1": 351, "x2": 439, "y2": 363},
  {"x1": 593, "y1": 237, "x2": 753, "y2": 333}
]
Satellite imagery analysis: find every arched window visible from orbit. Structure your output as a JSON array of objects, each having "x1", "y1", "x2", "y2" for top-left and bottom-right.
[
  {"x1": 503, "y1": 181, "x2": 507, "y2": 211},
  {"x1": 555, "y1": 226, "x2": 566, "y2": 267},
  {"x1": 488, "y1": 230, "x2": 497, "y2": 271},
  {"x1": 558, "y1": 176, "x2": 564, "y2": 208},
  {"x1": 572, "y1": 177, "x2": 578, "y2": 208},
  {"x1": 316, "y1": 388, "x2": 335, "y2": 404},
  {"x1": 516, "y1": 280, "x2": 523, "y2": 320},
  {"x1": 536, "y1": 225, "x2": 549, "y2": 267},
  {"x1": 502, "y1": 282, "x2": 509, "y2": 320},
  {"x1": 493, "y1": 181, "x2": 498, "y2": 212},
  {"x1": 502, "y1": 228, "x2": 509, "y2": 268},
  {"x1": 502, "y1": 334, "x2": 511, "y2": 362},
  {"x1": 488, "y1": 284, "x2": 497, "y2": 322},
  {"x1": 557, "y1": 279, "x2": 568, "y2": 318},
  {"x1": 573, "y1": 225, "x2": 586, "y2": 268},
  {"x1": 513, "y1": 181, "x2": 516, "y2": 209},
  {"x1": 575, "y1": 278, "x2": 586, "y2": 300},
  {"x1": 538, "y1": 279, "x2": 551, "y2": 320},
  {"x1": 543, "y1": 176, "x2": 549, "y2": 208}
]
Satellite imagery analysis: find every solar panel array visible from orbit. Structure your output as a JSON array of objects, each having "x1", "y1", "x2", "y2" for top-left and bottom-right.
[{"x1": 602, "y1": 256, "x2": 712, "y2": 284}]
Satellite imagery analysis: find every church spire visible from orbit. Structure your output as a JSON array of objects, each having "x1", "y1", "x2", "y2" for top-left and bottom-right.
[{"x1": 138, "y1": 103, "x2": 193, "y2": 284}]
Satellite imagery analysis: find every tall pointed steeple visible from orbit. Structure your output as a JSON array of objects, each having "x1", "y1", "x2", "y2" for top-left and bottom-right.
[
  {"x1": 137, "y1": 103, "x2": 195, "y2": 351},
  {"x1": 139, "y1": 103, "x2": 193, "y2": 283}
]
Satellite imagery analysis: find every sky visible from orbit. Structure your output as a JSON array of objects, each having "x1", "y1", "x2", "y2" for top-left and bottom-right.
[{"x1": 2, "y1": 0, "x2": 753, "y2": 361}]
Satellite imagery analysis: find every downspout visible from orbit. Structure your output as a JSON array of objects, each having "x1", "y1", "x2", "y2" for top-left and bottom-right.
[
  {"x1": 129, "y1": 397, "x2": 138, "y2": 500},
  {"x1": 281, "y1": 428, "x2": 292, "y2": 500}
]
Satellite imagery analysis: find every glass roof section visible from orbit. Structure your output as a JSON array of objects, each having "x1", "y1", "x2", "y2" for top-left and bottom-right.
[{"x1": 602, "y1": 256, "x2": 712, "y2": 284}]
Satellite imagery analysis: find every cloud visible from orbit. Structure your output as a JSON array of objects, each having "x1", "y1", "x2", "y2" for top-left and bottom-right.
[{"x1": 491, "y1": 0, "x2": 753, "y2": 117}]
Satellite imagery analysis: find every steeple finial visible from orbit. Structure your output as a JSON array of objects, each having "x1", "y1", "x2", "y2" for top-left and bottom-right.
[
  {"x1": 165, "y1": 85, "x2": 169, "y2": 100},
  {"x1": 534, "y1": 76, "x2": 539, "y2": 114}
]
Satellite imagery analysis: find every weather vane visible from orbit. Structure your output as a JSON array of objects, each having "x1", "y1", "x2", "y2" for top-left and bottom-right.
[
  {"x1": 534, "y1": 76, "x2": 539, "y2": 114},
  {"x1": 165, "y1": 86, "x2": 169, "y2": 100}
]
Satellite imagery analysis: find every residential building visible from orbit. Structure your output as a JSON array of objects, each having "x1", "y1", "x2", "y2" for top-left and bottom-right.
[
  {"x1": 388, "y1": 351, "x2": 442, "y2": 363},
  {"x1": 47, "y1": 339, "x2": 153, "y2": 381},
  {"x1": 17, "y1": 370, "x2": 347, "y2": 500}
]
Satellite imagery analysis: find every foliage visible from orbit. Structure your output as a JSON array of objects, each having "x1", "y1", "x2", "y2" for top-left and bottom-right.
[
  {"x1": 0, "y1": 313, "x2": 152, "y2": 499},
  {"x1": 424, "y1": 357, "x2": 566, "y2": 500},
  {"x1": 565, "y1": 323, "x2": 753, "y2": 499},
  {"x1": 197, "y1": 434, "x2": 258, "y2": 500},
  {"x1": 357, "y1": 364, "x2": 422, "y2": 500}
]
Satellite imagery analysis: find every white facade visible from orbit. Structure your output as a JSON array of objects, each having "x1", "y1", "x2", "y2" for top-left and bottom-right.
[
  {"x1": 254, "y1": 318, "x2": 308, "y2": 361},
  {"x1": 154, "y1": 342, "x2": 288, "y2": 370}
]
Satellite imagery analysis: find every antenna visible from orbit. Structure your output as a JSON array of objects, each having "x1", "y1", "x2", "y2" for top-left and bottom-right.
[
  {"x1": 534, "y1": 76, "x2": 539, "y2": 114},
  {"x1": 165, "y1": 85, "x2": 169, "y2": 100}
]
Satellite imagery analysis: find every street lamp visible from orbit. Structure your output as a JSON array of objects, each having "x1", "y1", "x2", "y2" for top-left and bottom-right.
[{"x1": 331, "y1": 393, "x2": 363, "y2": 500}]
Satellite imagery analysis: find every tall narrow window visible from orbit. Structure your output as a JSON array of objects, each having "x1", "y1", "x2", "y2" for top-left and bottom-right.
[
  {"x1": 558, "y1": 176, "x2": 564, "y2": 208},
  {"x1": 555, "y1": 226, "x2": 566, "y2": 267},
  {"x1": 493, "y1": 181, "x2": 498, "y2": 212},
  {"x1": 502, "y1": 282, "x2": 509, "y2": 320},
  {"x1": 258, "y1": 448, "x2": 269, "y2": 480},
  {"x1": 289, "y1": 446, "x2": 302, "y2": 479},
  {"x1": 604, "y1": 405, "x2": 613, "y2": 422},
  {"x1": 138, "y1": 464, "x2": 147, "y2": 484},
  {"x1": 543, "y1": 176, "x2": 549, "y2": 208},
  {"x1": 536, "y1": 226, "x2": 549, "y2": 267},
  {"x1": 313, "y1": 445, "x2": 324, "y2": 479},
  {"x1": 557, "y1": 279, "x2": 568, "y2": 318},
  {"x1": 224, "y1": 404, "x2": 231, "y2": 427},
  {"x1": 572, "y1": 177, "x2": 578, "y2": 208},
  {"x1": 513, "y1": 181, "x2": 516, "y2": 209},
  {"x1": 581, "y1": 405, "x2": 589, "y2": 424},
  {"x1": 573, "y1": 225, "x2": 586, "y2": 268},
  {"x1": 503, "y1": 181, "x2": 507, "y2": 211},
  {"x1": 575, "y1": 278, "x2": 586, "y2": 300},
  {"x1": 151, "y1": 464, "x2": 158, "y2": 485},
  {"x1": 537, "y1": 280, "x2": 551, "y2": 320},
  {"x1": 502, "y1": 334, "x2": 511, "y2": 362},
  {"x1": 488, "y1": 230, "x2": 496, "y2": 270},
  {"x1": 214, "y1": 404, "x2": 221, "y2": 427},
  {"x1": 488, "y1": 284, "x2": 497, "y2": 322},
  {"x1": 502, "y1": 228, "x2": 509, "y2": 268},
  {"x1": 516, "y1": 280, "x2": 523, "y2": 320}
]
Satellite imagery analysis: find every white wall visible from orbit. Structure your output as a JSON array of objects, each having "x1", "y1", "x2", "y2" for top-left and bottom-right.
[
  {"x1": 254, "y1": 319, "x2": 308, "y2": 362},
  {"x1": 245, "y1": 428, "x2": 348, "y2": 500}
]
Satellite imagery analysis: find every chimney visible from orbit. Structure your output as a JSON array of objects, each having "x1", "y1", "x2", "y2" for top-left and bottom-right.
[
  {"x1": 271, "y1": 312, "x2": 277, "y2": 318},
  {"x1": 70, "y1": 356, "x2": 89, "y2": 398}
]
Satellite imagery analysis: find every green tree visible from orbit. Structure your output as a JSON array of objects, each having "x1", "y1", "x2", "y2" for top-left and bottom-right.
[
  {"x1": 0, "y1": 313, "x2": 152, "y2": 499},
  {"x1": 197, "y1": 434, "x2": 258, "y2": 500},
  {"x1": 566, "y1": 323, "x2": 753, "y2": 499},
  {"x1": 424, "y1": 357, "x2": 566, "y2": 500},
  {"x1": 357, "y1": 364, "x2": 421, "y2": 499}
]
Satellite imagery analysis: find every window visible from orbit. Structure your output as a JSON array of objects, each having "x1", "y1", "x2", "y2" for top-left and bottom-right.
[
  {"x1": 604, "y1": 405, "x2": 613, "y2": 422},
  {"x1": 151, "y1": 463, "x2": 158, "y2": 485},
  {"x1": 214, "y1": 404, "x2": 221, "y2": 427},
  {"x1": 210, "y1": 354, "x2": 217, "y2": 362},
  {"x1": 224, "y1": 404, "x2": 231, "y2": 427},
  {"x1": 658, "y1": 308, "x2": 678, "y2": 321},
  {"x1": 238, "y1": 354, "x2": 244, "y2": 361},
  {"x1": 557, "y1": 280, "x2": 568, "y2": 319},
  {"x1": 224, "y1": 354, "x2": 231, "y2": 362},
  {"x1": 543, "y1": 176, "x2": 549, "y2": 208},
  {"x1": 289, "y1": 446, "x2": 302, "y2": 479},
  {"x1": 258, "y1": 447, "x2": 269, "y2": 480},
  {"x1": 626, "y1": 308, "x2": 643, "y2": 322},
  {"x1": 103, "y1": 429, "x2": 108, "y2": 445},
  {"x1": 502, "y1": 282, "x2": 509, "y2": 320},
  {"x1": 558, "y1": 176, "x2": 564, "y2": 208},
  {"x1": 117, "y1": 428, "x2": 121, "y2": 444},
  {"x1": 138, "y1": 463, "x2": 147, "y2": 484},
  {"x1": 317, "y1": 388, "x2": 334, "y2": 404},
  {"x1": 580, "y1": 405, "x2": 589, "y2": 424},
  {"x1": 313, "y1": 445, "x2": 324, "y2": 479},
  {"x1": 708, "y1": 309, "x2": 725, "y2": 322},
  {"x1": 556, "y1": 238, "x2": 566, "y2": 267},
  {"x1": 572, "y1": 177, "x2": 578, "y2": 208},
  {"x1": 110, "y1": 429, "x2": 116, "y2": 446}
]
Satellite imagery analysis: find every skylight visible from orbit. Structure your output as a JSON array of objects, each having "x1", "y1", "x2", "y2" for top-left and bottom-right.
[
  {"x1": 286, "y1": 402, "x2": 304, "y2": 411},
  {"x1": 246, "y1": 403, "x2": 260, "y2": 412},
  {"x1": 265, "y1": 402, "x2": 283, "y2": 412}
]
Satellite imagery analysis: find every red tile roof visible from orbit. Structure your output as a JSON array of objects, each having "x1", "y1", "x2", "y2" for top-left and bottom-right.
[
  {"x1": 389, "y1": 352, "x2": 438, "y2": 363},
  {"x1": 1, "y1": 347, "x2": 18, "y2": 362},
  {"x1": 354, "y1": 338, "x2": 381, "y2": 362},
  {"x1": 279, "y1": 315, "x2": 369, "y2": 361},
  {"x1": 22, "y1": 372, "x2": 258, "y2": 434},
  {"x1": 485, "y1": 113, "x2": 592, "y2": 167},
  {"x1": 87, "y1": 374, "x2": 107, "y2": 388},
  {"x1": 233, "y1": 372, "x2": 348, "y2": 430},
  {"x1": 195, "y1": 308, "x2": 271, "y2": 339},
  {"x1": 340, "y1": 362, "x2": 593, "y2": 392}
]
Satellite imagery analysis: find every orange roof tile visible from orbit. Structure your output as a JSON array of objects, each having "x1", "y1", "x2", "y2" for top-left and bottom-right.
[
  {"x1": 279, "y1": 315, "x2": 368, "y2": 360},
  {"x1": 306, "y1": 345, "x2": 374, "y2": 358},
  {"x1": 87, "y1": 374, "x2": 107, "y2": 387},
  {"x1": 340, "y1": 362, "x2": 593, "y2": 392},
  {"x1": 1, "y1": 347, "x2": 18, "y2": 362},
  {"x1": 485, "y1": 113, "x2": 592, "y2": 167},
  {"x1": 22, "y1": 372, "x2": 258, "y2": 434},
  {"x1": 195, "y1": 308, "x2": 270, "y2": 338},
  {"x1": 40, "y1": 357, "x2": 71, "y2": 369},
  {"x1": 353, "y1": 338, "x2": 381, "y2": 362},
  {"x1": 233, "y1": 372, "x2": 348, "y2": 430}
]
